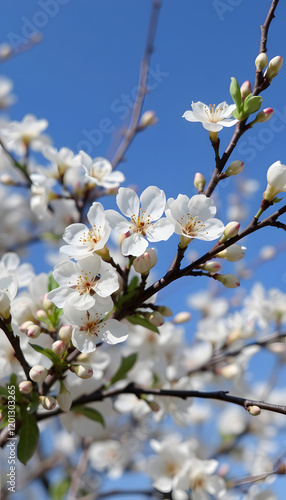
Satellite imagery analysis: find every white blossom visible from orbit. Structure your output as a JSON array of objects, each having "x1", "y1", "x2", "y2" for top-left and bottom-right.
[
  {"x1": 80, "y1": 150, "x2": 125, "y2": 189},
  {"x1": 183, "y1": 101, "x2": 237, "y2": 132}
]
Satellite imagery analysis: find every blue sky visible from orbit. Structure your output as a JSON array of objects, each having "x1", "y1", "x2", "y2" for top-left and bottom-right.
[{"x1": 1, "y1": 1, "x2": 286, "y2": 498}]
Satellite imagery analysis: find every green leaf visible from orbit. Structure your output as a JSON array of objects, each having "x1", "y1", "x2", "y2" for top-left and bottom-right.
[
  {"x1": 48, "y1": 272, "x2": 59, "y2": 292},
  {"x1": 29, "y1": 343, "x2": 59, "y2": 364},
  {"x1": 0, "y1": 386, "x2": 9, "y2": 397},
  {"x1": 272, "y1": 196, "x2": 283, "y2": 204},
  {"x1": 17, "y1": 413, "x2": 39, "y2": 465},
  {"x1": 109, "y1": 353, "x2": 138, "y2": 386},
  {"x1": 242, "y1": 94, "x2": 262, "y2": 117},
  {"x1": 128, "y1": 276, "x2": 140, "y2": 292},
  {"x1": 71, "y1": 406, "x2": 105, "y2": 426},
  {"x1": 230, "y1": 77, "x2": 241, "y2": 109},
  {"x1": 50, "y1": 477, "x2": 71, "y2": 500},
  {"x1": 127, "y1": 314, "x2": 159, "y2": 333}
]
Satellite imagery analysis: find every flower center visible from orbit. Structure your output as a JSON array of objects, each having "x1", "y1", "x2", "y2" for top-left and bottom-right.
[
  {"x1": 79, "y1": 225, "x2": 102, "y2": 251},
  {"x1": 130, "y1": 211, "x2": 152, "y2": 236},
  {"x1": 74, "y1": 272, "x2": 100, "y2": 295},
  {"x1": 180, "y1": 214, "x2": 205, "y2": 237},
  {"x1": 204, "y1": 104, "x2": 226, "y2": 123}
]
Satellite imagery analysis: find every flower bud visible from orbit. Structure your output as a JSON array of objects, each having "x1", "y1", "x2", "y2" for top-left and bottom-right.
[
  {"x1": 71, "y1": 364, "x2": 93, "y2": 379},
  {"x1": 156, "y1": 306, "x2": 173, "y2": 317},
  {"x1": 259, "y1": 245, "x2": 276, "y2": 261},
  {"x1": 263, "y1": 160, "x2": 286, "y2": 201},
  {"x1": 251, "y1": 107, "x2": 274, "y2": 125},
  {"x1": 219, "y1": 221, "x2": 240, "y2": 243},
  {"x1": 201, "y1": 261, "x2": 222, "y2": 273},
  {"x1": 19, "y1": 320, "x2": 35, "y2": 333},
  {"x1": 194, "y1": 172, "x2": 206, "y2": 192},
  {"x1": 248, "y1": 405, "x2": 261, "y2": 416},
  {"x1": 146, "y1": 311, "x2": 165, "y2": 327},
  {"x1": 225, "y1": 161, "x2": 244, "y2": 177},
  {"x1": 138, "y1": 110, "x2": 158, "y2": 130},
  {"x1": 29, "y1": 365, "x2": 48, "y2": 382},
  {"x1": 26, "y1": 324, "x2": 41, "y2": 339},
  {"x1": 42, "y1": 293, "x2": 54, "y2": 311},
  {"x1": 0, "y1": 292, "x2": 11, "y2": 320},
  {"x1": 18, "y1": 381, "x2": 33, "y2": 394},
  {"x1": 133, "y1": 248, "x2": 157, "y2": 275},
  {"x1": 52, "y1": 340, "x2": 66, "y2": 356},
  {"x1": 0, "y1": 43, "x2": 12, "y2": 60},
  {"x1": 57, "y1": 381, "x2": 72, "y2": 412},
  {"x1": 240, "y1": 80, "x2": 252, "y2": 100},
  {"x1": 214, "y1": 273, "x2": 240, "y2": 288},
  {"x1": 217, "y1": 364, "x2": 239, "y2": 378},
  {"x1": 173, "y1": 311, "x2": 192, "y2": 324},
  {"x1": 215, "y1": 244, "x2": 246, "y2": 262},
  {"x1": 0, "y1": 174, "x2": 16, "y2": 185},
  {"x1": 59, "y1": 325, "x2": 73, "y2": 345},
  {"x1": 40, "y1": 395, "x2": 57, "y2": 411},
  {"x1": 35, "y1": 309, "x2": 47, "y2": 320},
  {"x1": 255, "y1": 52, "x2": 268, "y2": 71},
  {"x1": 264, "y1": 56, "x2": 283, "y2": 82}
]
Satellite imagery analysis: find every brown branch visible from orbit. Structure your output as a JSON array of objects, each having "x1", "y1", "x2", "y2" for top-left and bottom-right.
[
  {"x1": 0, "y1": 317, "x2": 32, "y2": 379},
  {"x1": 110, "y1": 0, "x2": 161, "y2": 169},
  {"x1": 259, "y1": 0, "x2": 280, "y2": 54}
]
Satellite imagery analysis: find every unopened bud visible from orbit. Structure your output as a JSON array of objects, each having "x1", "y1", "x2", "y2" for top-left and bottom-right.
[
  {"x1": 214, "y1": 273, "x2": 240, "y2": 288},
  {"x1": 215, "y1": 244, "x2": 246, "y2": 262},
  {"x1": 194, "y1": 172, "x2": 206, "y2": 192},
  {"x1": 146, "y1": 311, "x2": 164, "y2": 327},
  {"x1": 217, "y1": 364, "x2": 239, "y2": 378},
  {"x1": 0, "y1": 174, "x2": 16, "y2": 185},
  {"x1": 52, "y1": 340, "x2": 66, "y2": 356},
  {"x1": 251, "y1": 107, "x2": 274, "y2": 125},
  {"x1": 26, "y1": 324, "x2": 41, "y2": 339},
  {"x1": 173, "y1": 311, "x2": 192, "y2": 324},
  {"x1": 40, "y1": 395, "x2": 57, "y2": 411},
  {"x1": 59, "y1": 325, "x2": 73, "y2": 345},
  {"x1": 18, "y1": 381, "x2": 33, "y2": 394},
  {"x1": 138, "y1": 110, "x2": 158, "y2": 130},
  {"x1": 35, "y1": 309, "x2": 47, "y2": 320},
  {"x1": 42, "y1": 293, "x2": 54, "y2": 311},
  {"x1": 225, "y1": 161, "x2": 244, "y2": 177},
  {"x1": 219, "y1": 221, "x2": 240, "y2": 243},
  {"x1": 0, "y1": 43, "x2": 12, "y2": 60},
  {"x1": 19, "y1": 320, "x2": 35, "y2": 333},
  {"x1": 57, "y1": 381, "x2": 72, "y2": 412},
  {"x1": 240, "y1": 80, "x2": 252, "y2": 100},
  {"x1": 264, "y1": 56, "x2": 283, "y2": 82},
  {"x1": 255, "y1": 52, "x2": 268, "y2": 71},
  {"x1": 0, "y1": 292, "x2": 11, "y2": 319},
  {"x1": 71, "y1": 364, "x2": 93, "y2": 379},
  {"x1": 201, "y1": 261, "x2": 221, "y2": 273},
  {"x1": 133, "y1": 248, "x2": 157, "y2": 275},
  {"x1": 156, "y1": 306, "x2": 173, "y2": 317},
  {"x1": 248, "y1": 405, "x2": 261, "y2": 416},
  {"x1": 29, "y1": 365, "x2": 48, "y2": 382}
]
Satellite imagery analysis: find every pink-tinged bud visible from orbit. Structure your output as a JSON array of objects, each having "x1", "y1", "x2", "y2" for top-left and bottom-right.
[
  {"x1": 29, "y1": 365, "x2": 48, "y2": 382},
  {"x1": 214, "y1": 273, "x2": 240, "y2": 288},
  {"x1": 26, "y1": 324, "x2": 41, "y2": 339},
  {"x1": 35, "y1": 309, "x2": 47, "y2": 320},
  {"x1": 225, "y1": 161, "x2": 244, "y2": 177},
  {"x1": 194, "y1": 172, "x2": 206, "y2": 192},
  {"x1": 216, "y1": 244, "x2": 246, "y2": 262},
  {"x1": 40, "y1": 395, "x2": 57, "y2": 411},
  {"x1": 146, "y1": 311, "x2": 165, "y2": 327},
  {"x1": 248, "y1": 405, "x2": 261, "y2": 416},
  {"x1": 240, "y1": 80, "x2": 252, "y2": 100},
  {"x1": 173, "y1": 311, "x2": 192, "y2": 324},
  {"x1": 19, "y1": 320, "x2": 35, "y2": 333},
  {"x1": 251, "y1": 107, "x2": 274, "y2": 125},
  {"x1": 201, "y1": 261, "x2": 222, "y2": 273},
  {"x1": 42, "y1": 293, "x2": 54, "y2": 311},
  {"x1": 71, "y1": 364, "x2": 93, "y2": 379},
  {"x1": 57, "y1": 381, "x2": 72, "y2": 412},
  {"x1": 156, "y1": 306, "x2": 173, "y2": 317},
  {"x1": 59, "y1": 325, "x2": 73, "y2": 345},
  {"x1": 219, "y1": 221, "x2": 240, "y2": 243},
  {"x1": 133, "y1": 248, "x2": 157, "y2": 275},
  {"x1": 255, "y1": 52, "x2": 268, "y2": 71},
  {"x1": 264, "y1": 56, "x2": 283, "y2": 82},
  {"x1": 138, "y1": 110, "x2": 158, "y2": 130},
  {"x1": 52, "y1": 340, "x2": 66, "y2": 356},
  {"x1": 18, "y1": 381, "x2": 33, "y2": 394}
]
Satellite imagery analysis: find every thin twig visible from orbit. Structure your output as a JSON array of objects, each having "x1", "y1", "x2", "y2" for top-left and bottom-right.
[{"x1": 111, "y1": 0, "x2": 162, "y2": 169}]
